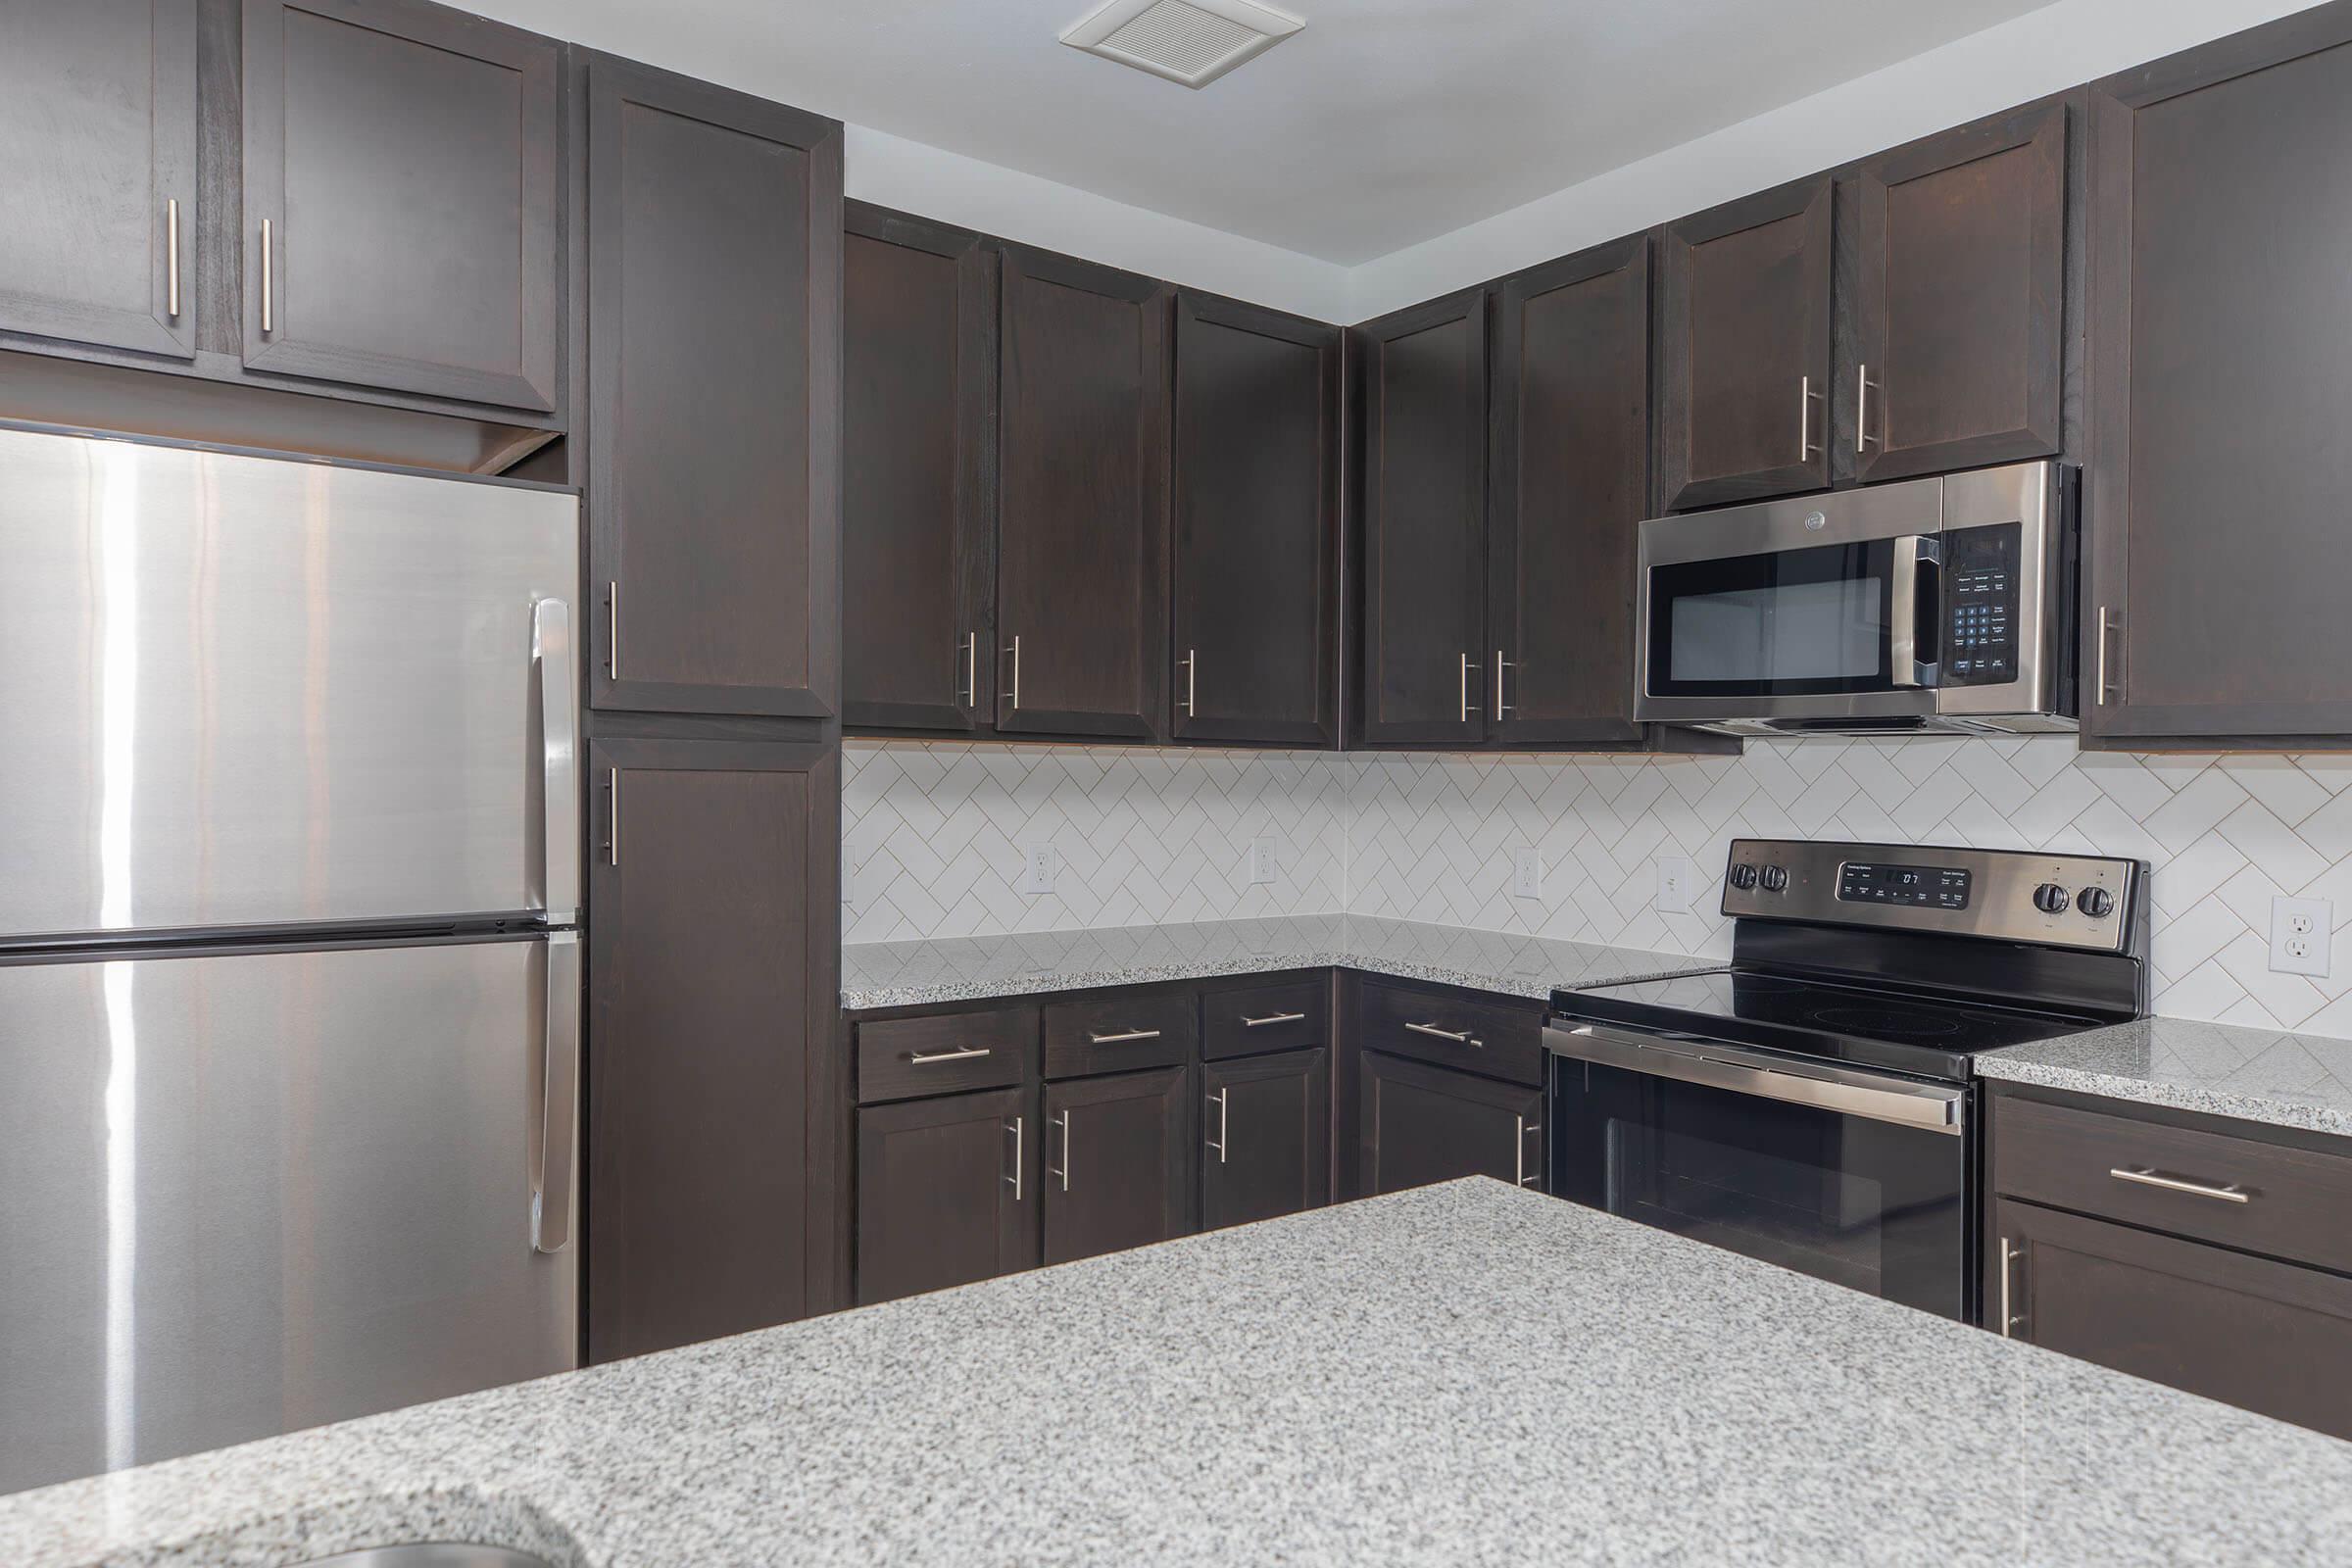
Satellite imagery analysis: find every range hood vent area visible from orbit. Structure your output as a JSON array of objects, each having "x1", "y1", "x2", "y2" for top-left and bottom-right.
[{"x1": 1060, "y1": 0, "x2": 1303, "y2": 88}]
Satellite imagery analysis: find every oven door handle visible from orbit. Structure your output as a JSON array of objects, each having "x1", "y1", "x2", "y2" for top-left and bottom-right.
[
  {"x1": 1888, "y1": 534, "x2": 1942, "y2": 690},
  {"x1": 1545, "y1": 1023, "x2": 1966, "y2": 1135}
]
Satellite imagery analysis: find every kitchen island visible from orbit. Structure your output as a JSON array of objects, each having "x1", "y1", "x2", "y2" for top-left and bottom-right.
[{"x1": 7, "y1": 1180, "x2": 2350, "y2": 1568}]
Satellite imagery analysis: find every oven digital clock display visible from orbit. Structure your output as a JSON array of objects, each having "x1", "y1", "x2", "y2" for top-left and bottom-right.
[{"x1": 1838, "y1": 861, "x2": 1971, "y2": 909}]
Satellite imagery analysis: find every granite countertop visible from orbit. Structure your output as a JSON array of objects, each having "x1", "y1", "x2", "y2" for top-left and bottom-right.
[
  {"x1": 1979, "y1": 1015, "x2": 2352, "y2": 1137},
  {"x1": 841, "y1": 913, "x2": 1711, "y2": 1010},
  {"x1": 9, "y1": 1180, "x2": 2352, "y2": 1567}
]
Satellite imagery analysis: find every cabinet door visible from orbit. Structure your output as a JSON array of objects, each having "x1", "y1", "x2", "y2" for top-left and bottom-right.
[
  {"x1": 1657, "y1": 175, "x2": 1834, "y2": 511},
  {"x1": 1355, "y1": 288, "x2": 1489, "y2": 745},
  {"x1": 1359, "y1": 1051, "x2": 1543, "y2": 1199},
  {"x1": 1170, "y1": 291, "x2": 1340, "y2": 746},
  {"x1": 1992, "y1": 1198, "x2": 2352, "y2": 1441},
  {"x1": 857, "y1": 1087, "x2": 1039, "y2": 1306},
  {"x1": 1847, "y1": 100, "x2": 2066, "y2": 484},
  {"x1": 588, "y1": 56, "x2": 843, "y2": 720},
  {"x1": 0, "y1": 0, "x2": 197, "y2": 359},
  {"x1": 996, "y1": 244, "x2": 1171, "y2": 741},
  {"x1": 1203, "y1": 1048, "x2": 1330, "y2": 1230},
  {"x1": 586, "y1": 739, "x2": 838, "y2": 1361},
  {"x1": 240, "y1": 0, "x2": 560, "y2": 409},
  {"x1": 843, "y1": 204, "x2": 997, "y2": 734},
  {"x1": 1488, "y1": 235, "x2": 1649, "y2": 746},
  {"x1": 1042, "y1": 1067, "x2": 1193, "y2": 1265},
  {"x1": 2084, "y1": 14, "x2": 2352, "y2": 743}
]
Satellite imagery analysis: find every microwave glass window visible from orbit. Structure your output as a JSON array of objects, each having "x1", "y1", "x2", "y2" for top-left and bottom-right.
[{"x1": 1669, "y1": 576, "x2": 1883, "y2": 684}]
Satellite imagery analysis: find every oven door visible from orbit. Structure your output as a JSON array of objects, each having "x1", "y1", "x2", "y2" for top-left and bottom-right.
[{"x1": 1546, "y1": 1023, "x2": 1973, "y2": 1320}]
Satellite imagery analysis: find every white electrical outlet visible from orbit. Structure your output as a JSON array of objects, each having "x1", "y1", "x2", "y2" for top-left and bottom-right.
[
  {"x1": 1018, "y1": 843, "x2": 1059, "y2": 896},
  {"x1": 1513, "y1": 848, "x2": 1543, "y2": 900},
  {"x1": 1656, "y1": 855, "x2": 1694, "y2": 913},
  {"x1": 2271, "y1": 895, "x2": 2332, "y2": 977},
  {"x1": 1249, "y1": 837, "x2": 1279, "y2": 886}
]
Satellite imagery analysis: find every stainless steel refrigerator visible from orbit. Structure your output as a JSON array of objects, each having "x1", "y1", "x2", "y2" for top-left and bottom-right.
[{"x1": 0, "y1": 424, "x2": 582, "y2": 1496}]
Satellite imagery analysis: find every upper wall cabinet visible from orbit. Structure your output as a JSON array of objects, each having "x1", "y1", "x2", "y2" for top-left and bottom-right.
[
  {"x1": 0, "y1": 0, "x2": 198, "y2": 361},
  {"x1": 1657, "y1": 175, "x2": 1835, "y2": 511},
  {"x1": 1488, "y1": 235, "x2": 1651, "y2": 746},
  {"x1": 241, "y1": 0, "x2": 562, "y2": 411},
  {"x1": 1170, "y1": 292, "x2": 1341, "y2": 747},
  {"x1": 587, "y1": 54, "x2": 842, "y2": 720},
  {"x1": 995, "y1": 244, "x2": 1171, "y2": 742},
  {"x1": 1844, "y1": 100, "x2": 2068, "y2": 484},
  {"x1": 1355, "y1": 287, "x2": 1489, "y2": 746},
  {"x1": 842, "y1": 204, "x2": 998, "y2": 734},
  {"x1": 2083, "y1": 9, "x2": 2352, "y2": 745}
]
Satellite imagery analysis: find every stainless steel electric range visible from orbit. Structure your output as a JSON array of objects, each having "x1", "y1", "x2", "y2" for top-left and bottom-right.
[{"x1": 1545, "y1": 838, "x2": 2151, "y2": 1323}]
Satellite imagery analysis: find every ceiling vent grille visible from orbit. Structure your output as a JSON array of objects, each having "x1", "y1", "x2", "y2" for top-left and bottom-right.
[{"x1": 1060, "y1": 0, "x2": 1304, "y2": 89}]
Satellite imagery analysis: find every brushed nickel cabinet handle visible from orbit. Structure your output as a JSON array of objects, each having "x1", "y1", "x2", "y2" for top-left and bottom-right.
[
  {"x1": 1798, "y1": 374, "x2": 1826, "y2": 459},
  {"x1": 1206, "y1": 1088, "x2": 1228, "y2": 1163},
  {"x1": 1242, "y1": 1011, "x2": 1306, "y2": 1028},
  {"x1": 2110, "y1": 1166, "x2": 2249, "y2": 1203},
  {"x1": 167, "y1": 198, "x2": 181, "y2": 318},
  {"x1": 1004, "y1": 635, "x2": 1021, "y2": 710},
  {"x1": 607, "y1": 581, "x2": 620, "y2": 680},
  {"x1": 1459, "y1": 654, "x2": 1481, "y2": 723},
  {"x1": 1181, "y1": 649, "x2": 1197, "y2": 717},
  {"x1": 960, "y1": 632, "x2": 978, "y2": 708},
  {"x1": 605, "y1": 766, "x2": 619, "y2": 867},
  {"x1": 260, "y1": 218, "x2": 272, "y2": 333},
  {"x1": 2096, "y1": 606, "x2": 2116, "y2": 707},
  {"x1": 1998, "y1": 1238, "x2": 2024, "y2": 1337},
  {"x1": 1086, "y1": 1027, "x2": 1161, "y2": 1046},
  {"x1": 907, "y1": 1046, "x2": 992, "y2": 1065},
  {"x1": 1004, "y1": 1116, "x2": 1024, "y2": 1201},
  {"x1": 1405, "y1": 1021, "x2": 1481, "y2": 1048},
  {"x1": 1856, "y1": 364, "x2": 1881, "y2": 453},
  {"x1": 1493, "y1": 651, "x2": 1511, "y2": 721},
  {"x1": 1049, "y1": 1110, "x2": 1071, "y2": 1192},
  {"x1": 1515, "y1": 1115, "x2": 1541, "y2": 1188}
]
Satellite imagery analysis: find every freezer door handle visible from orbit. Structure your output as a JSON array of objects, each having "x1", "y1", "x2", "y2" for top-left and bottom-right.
[
  {"x1": 533, "y1": 931, "x2": 582, "y2": 1253},
  {"x1": 533, "y1": 597, "x2": 580, "y2": 925}
]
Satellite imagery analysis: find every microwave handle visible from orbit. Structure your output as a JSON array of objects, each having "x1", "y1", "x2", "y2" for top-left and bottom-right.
[{"x1": 1888, "y1": 535, "x2": 1941, "y2": 689}]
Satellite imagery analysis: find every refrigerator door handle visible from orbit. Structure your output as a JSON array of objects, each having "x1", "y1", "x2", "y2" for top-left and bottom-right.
[
  {"x1": 533, "y1": 930, "x2": 582, "y2": 1253},
  {"x1": 532, "y1": 597, "x2": 580, "y2": 925}
]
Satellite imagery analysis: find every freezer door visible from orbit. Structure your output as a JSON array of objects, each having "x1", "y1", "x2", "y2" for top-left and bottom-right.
[
  {"x1": 0, "y1": 934, "x2": 580, "y2": 1496},
  {"x1": 0, "y1": 426, "x2": 580, "y2": 941}
]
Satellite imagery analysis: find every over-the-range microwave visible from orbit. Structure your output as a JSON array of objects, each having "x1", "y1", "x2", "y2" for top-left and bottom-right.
[{"x1": 1634, "y1": 460, "x2": 2077, "y2": 737}]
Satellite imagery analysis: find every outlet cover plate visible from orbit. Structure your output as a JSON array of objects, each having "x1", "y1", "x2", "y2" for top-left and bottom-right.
[
  {"x1": 2271, "y1": 895, "x2": 2331, "y2": 976},
  {"x1": 1019, "y1": 844, "x2": 1059, "y2": 896},
  {"x1": 1656, "y1": 855, "x2": 1694, "y2": 914},
  {"x1": 1513, "y1": 848, "x2": 1543, "y2": 900},
  {"x1": 1249, "y1": 837, "x2": 1279, "y2": 886}
]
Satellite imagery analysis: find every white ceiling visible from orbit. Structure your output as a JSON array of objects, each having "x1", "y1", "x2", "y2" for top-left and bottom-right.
[{"x1": 473, "y1": 0, "x2": 2058, "y2": 266}]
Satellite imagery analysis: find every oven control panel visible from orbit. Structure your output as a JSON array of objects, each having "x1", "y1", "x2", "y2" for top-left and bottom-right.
[
  {"x1": 1723, "y1": 838, "x2": 2143, "y2": 952},
  {"x1": 1838, "y1": 861, "x2": 1970, "y2": 909},
  {"x1": 1941, "y1": 522, "x2": 2021, "y2": 686}
]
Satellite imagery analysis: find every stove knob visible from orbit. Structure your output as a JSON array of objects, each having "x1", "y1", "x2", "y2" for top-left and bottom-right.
[
  {"x1": 1729, "y1": 863, "x2": 1759, "y2": 891},
  {"x1": 1760, "y1": 864, "x2": 1789, "y2": 893},
  {"x1": 2033, "y1": 882, "x2": 2072, "y2": 915},
  {"x1": 2079, "y1": 886, "x2": 2116, "y2": 919}
]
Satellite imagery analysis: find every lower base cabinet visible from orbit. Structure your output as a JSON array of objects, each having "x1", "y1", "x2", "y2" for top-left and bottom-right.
[
  {"x1": 856, "y1": 1088, "x2": 1039, "y2": 1305},
  {"x1": 1044, "y1": 1067, "x2": 1194, "y2": 1264},
  {"x1": 1360, "y1": 1051, "x2": 1544, "y2": 1198},
  {"x1": 1203, "y1": 1048, "x2": 1332, "y2": 1229}
]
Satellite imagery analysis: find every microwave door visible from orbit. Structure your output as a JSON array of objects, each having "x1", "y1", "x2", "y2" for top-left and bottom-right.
[{"x1": 1644, "y1": 536, "x2": 1905, "y2": 701}]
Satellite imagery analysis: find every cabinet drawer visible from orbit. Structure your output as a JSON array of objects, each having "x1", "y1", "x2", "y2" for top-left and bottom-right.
[
  {"x1": 1358, "y1": 978, "x2": 1544, "y2": 1086},
  {"x1": 1200, "y1": 977, "x2": 1327, "y2": 1059},
  {"x1": 858, "y1": 1007, "x2": 1036, "y2": 1102},
  {"x1": 1043, "y1": 992, "x2": 1197, "y2": 1078},
  {"x1": 1992, "y1": 1093, "x2": 2352, "y2": 1276}
]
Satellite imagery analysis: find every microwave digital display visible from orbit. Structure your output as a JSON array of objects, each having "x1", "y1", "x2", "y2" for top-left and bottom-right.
[{"x1": 1838, "y1": 861, "x2": 1971, "y2": 909}]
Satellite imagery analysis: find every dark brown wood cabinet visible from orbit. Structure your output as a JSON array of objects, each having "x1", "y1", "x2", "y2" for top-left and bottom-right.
[
  {"x1": 1488, "y1": 235, "x2": 1651, "y2": 745},
  {"x1": 1657, "y1": 175, "x2": 1835, "y2": 511},
  {"x1": 1043, "y1": 1066, "x2": 1193, "y2": 1264},
  {"x1": 842, "y1": 203, "x2": 997, "y2": 734},
  {"x1": 2083, "y1": 9, "x2": 2352, "y2": 744},
  {"x1": 1359, "y1": 1050, "x2": 1544, "y2": 1198},
  {"x1": 1203, "y1": 1048, "x2": 1330, "y2": 1229},
  {"x1": 996, "y1": 244, "x2": 1171, "y2": 741},
  {"x1": 1845, "y1": 100, "x2": 2067, "y2": 484},
  {"x1": 1354, "y1": 287, "x2": 1489, "y2": 745},
  {"x1": 1170, "y1": 291, "x2": 1341, "y2": 746},
  {"x1": 240, "y1": 0, "x2": 561, "y2": 410},
  {"x1": 856, "y1": 1087, "x2": 1038, "y2": 1305},
  {"x1": 0, "y1": 0, "x2": 199, "y2": 361},
  {"x1": 586, "y1": 737, "x2": 838, "y2": 1361},
  {"x1": 586, "y1": 54, "x2": 842, "y2": 719}
]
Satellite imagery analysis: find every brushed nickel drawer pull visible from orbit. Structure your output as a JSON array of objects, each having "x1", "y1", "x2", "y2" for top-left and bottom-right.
[
  {"x1": 1998, "y1": 1238, "x2": 2024, "y2": 1337},
  {"x1": 2109, "y1": 1166, "x2": 2249, "y2": 1203},
  {"x1": 1242, "y1": 1011, "x2": 1307, "y2": 1028},
  {"x1": 1515, "y1": 1116, "x2": 1541, "y2": 1188},
  {"x1": 907, "y1": 1046, "x2": 993, "y2": 1065},
  {"x1": 1206, "y1": 1088, "x2": 1228, "y2": 1163},
  {"x1": 1086, "y1": 1027, "x2": 1162, "y2": 1046},
  {"x1": 1004, "y1": 1116, "x2": 1024, "y2": 1201},
  {"x1": 1049, "y1": 1110, "x2": 1071, "y2": 1192},
  {"x1": 1405, "y1": 1021, "x2": 1482, "y2": 1047}
]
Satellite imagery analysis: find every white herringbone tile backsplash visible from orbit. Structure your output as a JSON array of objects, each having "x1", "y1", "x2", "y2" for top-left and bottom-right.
[{"x1": 847, "y1": 736, "x2": 2352, "y2": 1040}]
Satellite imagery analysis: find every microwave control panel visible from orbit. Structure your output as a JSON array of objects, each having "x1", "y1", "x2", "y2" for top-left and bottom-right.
[{"x1": 1942, "y1": 522, "x2": 2021, "y2": 685}]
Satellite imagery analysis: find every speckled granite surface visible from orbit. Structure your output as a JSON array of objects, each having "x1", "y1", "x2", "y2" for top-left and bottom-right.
[
  {"x1": 10, "y1": 1180, "x2": 2352, "y2": 1568},
  {"x1": 840, "y1": 913, "x2": 1708, "y2": 1009},
  {"x1": 1979, "y1": 1015, "x2": 2352, "y2": 1137}
]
